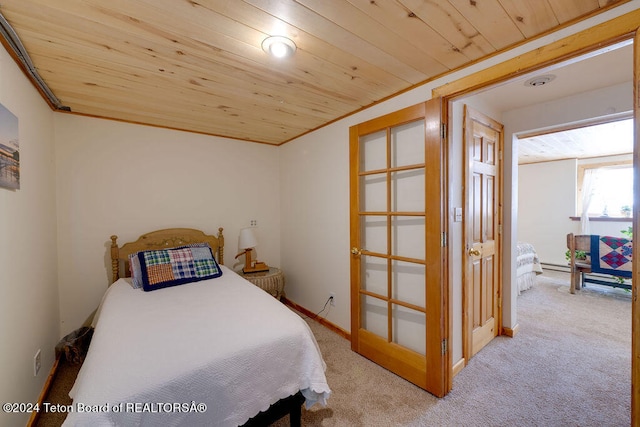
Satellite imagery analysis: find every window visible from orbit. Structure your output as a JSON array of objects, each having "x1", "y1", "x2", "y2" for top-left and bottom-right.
[{"x1": 579, "y1": 162, "x2": 633, "y2": 218}]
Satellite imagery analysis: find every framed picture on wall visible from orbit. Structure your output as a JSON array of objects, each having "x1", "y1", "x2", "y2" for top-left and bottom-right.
[{"x1": 0, "y1": 103, "x2": 19, "y2": 190}]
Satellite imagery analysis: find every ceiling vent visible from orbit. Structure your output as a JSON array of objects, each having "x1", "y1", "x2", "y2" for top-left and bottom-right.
[{"x1": 524, "y1": 74, "x2": 556, "y2": 87}]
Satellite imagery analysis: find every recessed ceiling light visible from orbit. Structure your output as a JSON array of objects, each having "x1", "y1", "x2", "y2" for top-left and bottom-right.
[
  {"x1": 524, "y1": 74, "x2": 556, "y2": 87},
  {"x1": 262, "y1": 36, "x2": 296, "y2": 59}
]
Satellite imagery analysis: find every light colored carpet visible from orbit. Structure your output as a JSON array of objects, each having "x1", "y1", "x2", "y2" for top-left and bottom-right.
[{"x1": 278, "y1": 271, "x2": 631, "y2": 426}]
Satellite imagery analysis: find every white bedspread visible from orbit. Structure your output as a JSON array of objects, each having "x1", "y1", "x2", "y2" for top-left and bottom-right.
[
  {"x1": 516, "y1": 242, "x2": 543, "y2": 294},
  {"x1": 63, "y1": 266, "x2": 330, "y2": 427}
]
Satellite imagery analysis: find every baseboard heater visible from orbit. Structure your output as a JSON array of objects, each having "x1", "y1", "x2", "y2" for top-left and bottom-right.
[
  {"x1": 581, "y1": 275, "x2": 632, "y2": 290},
  {"x1": 540, "y1": 262, "x2": 570, "y2": 273},
  {"x1": 540, "y1": 263, "x2": 632, "y2": 290}
]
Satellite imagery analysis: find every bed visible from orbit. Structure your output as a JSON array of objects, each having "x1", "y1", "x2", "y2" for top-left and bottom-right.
[
  {"x1": 63, "y1": 228, "x2": 330, "y2": 427},
  {"x1": 516, "y1": 242, "x2": 543, "y2": 294}
]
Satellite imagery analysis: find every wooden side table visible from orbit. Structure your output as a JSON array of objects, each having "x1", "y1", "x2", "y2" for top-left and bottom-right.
[{"x1": 239, "y1": 267, "x2": 285, "y2": 300}]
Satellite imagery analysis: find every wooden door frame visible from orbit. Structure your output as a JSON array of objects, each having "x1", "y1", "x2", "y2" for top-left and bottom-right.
[
  {"x1": 433, "y1": 8, "x2": 640, "y2": 423},
  {"x1": 462, "y1": 106, "x2": 504, "y2": 364}
]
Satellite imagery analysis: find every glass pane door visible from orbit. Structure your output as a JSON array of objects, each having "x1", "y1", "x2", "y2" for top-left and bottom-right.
[
  {"x1": 359, "y1": 118, "x2": 427, "y2": 350},
  {"x1": 349, "y1": 100, "x2": 446, "y2": 396}
]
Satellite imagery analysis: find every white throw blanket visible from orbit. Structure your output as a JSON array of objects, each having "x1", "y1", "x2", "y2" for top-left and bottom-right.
[
  {"x1": 64, "y1": 266, "x2": 330, "y2": 426},
  {"x1": 516, "y1": 242, "x2": 543, "y2": 294}
]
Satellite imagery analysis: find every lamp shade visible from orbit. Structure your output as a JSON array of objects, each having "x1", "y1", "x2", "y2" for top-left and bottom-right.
[{"x1": 238, "y1": 227, "x2": 258, "y2": 250}]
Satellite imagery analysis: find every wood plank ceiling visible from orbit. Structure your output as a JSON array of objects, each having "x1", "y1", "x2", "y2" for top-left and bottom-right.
[
  {"x1": 518, "y1": 117, "x2": 634, "y2": 164},
  {"x1": 0, "y1": 0, "x2": 629, "y2": 145}
]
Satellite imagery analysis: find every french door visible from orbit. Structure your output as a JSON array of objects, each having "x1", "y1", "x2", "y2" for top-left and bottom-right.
[{"x1": 349, "y1": 99, "x2": 448, "y2": 397}]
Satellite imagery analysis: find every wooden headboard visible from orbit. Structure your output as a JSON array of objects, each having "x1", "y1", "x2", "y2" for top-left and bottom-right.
[{"x1": 110, "y1": 227, "x2": 224, "y2": 284}]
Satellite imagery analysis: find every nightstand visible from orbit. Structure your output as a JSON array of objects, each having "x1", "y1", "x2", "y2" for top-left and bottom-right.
[{"x1": 239, "y1": 267, "x2": 285, "y2": 300}]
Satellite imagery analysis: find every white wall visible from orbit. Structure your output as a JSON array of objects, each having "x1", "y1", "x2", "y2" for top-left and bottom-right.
[
  {"x1": 0, "y1": 48, "x2": 59, "y2": 426},
  {"x1": 279, "y1": 124, "x2": 351, "y2": 328},
  {"x1": 519, "y1": 155, "x2": 633, "y2": 266},
  {"x1": 518, "y1": 159, "x2": 578, "y2": 264},
  {"x1": 508, "y1": 82, "x2": 632, "y2": 267},
  {"x1": 54, "y1": 115, "x2": 281, "y2": 335}
]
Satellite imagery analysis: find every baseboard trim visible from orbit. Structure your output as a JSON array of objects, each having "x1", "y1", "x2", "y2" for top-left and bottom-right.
[
  {"x1": 282, "y1": 297, "x2": 351, "y2": 341},
  {"x1": 27, "y1": 355, "x2": 60, "y2": 427},
  {"x1": 452, "y1": 358, "x2": 466, "y2": 378},
  {"x1": 503, "y1": 323, "x2": 520, "y2": 338}
]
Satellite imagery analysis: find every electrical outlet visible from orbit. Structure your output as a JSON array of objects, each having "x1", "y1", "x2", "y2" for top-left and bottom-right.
[
  {"x1": 33, "y1": 349, "x2": 41, "y2": 377},
  {"x1": 329, "y1": 292, "x2": 335, "y2": 307},
  {"x1": 250, "y1": 220, "x2": 257, "y2": 227}
]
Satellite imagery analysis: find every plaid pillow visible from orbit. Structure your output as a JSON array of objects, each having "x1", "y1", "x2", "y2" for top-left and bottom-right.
[
  {"x1": 128, "y1": 243, "x2": 215, "y2": 289},
  {"x1": 132, "y1": 243, "x2": 222, "y2": 291}
]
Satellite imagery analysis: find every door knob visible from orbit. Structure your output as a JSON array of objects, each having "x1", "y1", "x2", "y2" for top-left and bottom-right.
[
  {"x1": 351, "y1": 247, "x2": 362, "y2": 255},
  {"x1": 469, "y1": 248, "x2": 481, "y2": 256}
]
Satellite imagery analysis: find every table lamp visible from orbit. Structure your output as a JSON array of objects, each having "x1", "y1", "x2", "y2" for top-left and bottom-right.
[{"x1": 235, "y1": 227, "x2": 269, "y2": 273}]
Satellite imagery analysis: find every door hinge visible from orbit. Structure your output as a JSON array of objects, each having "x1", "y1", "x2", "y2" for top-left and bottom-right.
[
  {"x1": 441, "y1": 232, "x2": 447, "y2": 247},
  {"x1": 441, "y1": 123, "x2": 447, "y2": 139},
  {"x1": 498, "y1": 150, "x2": 503, "y2": 161},
  {"x1": 498, "y1": 296, "x2": 502, "y2": 309},
  {"x1": 498, "y1": 224, "x2": 503, "y2": 235},
  {"x1": 442, "y1": 338, "x2": 448, "y2": 355}
]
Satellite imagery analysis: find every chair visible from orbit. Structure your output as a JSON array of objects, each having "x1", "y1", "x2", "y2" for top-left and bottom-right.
[{"x1": 566, "y1": 233, "x2": 592, "y2": 294}]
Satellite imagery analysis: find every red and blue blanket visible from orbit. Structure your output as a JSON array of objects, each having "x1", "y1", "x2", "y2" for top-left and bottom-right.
[{"x1": 590, "y1": 235, "x2": 633, "y2": 278}]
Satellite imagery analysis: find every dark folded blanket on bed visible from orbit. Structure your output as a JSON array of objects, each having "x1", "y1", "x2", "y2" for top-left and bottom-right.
[{"x1": 590, "y1": 235, "x2": 632, "y2": 278}]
